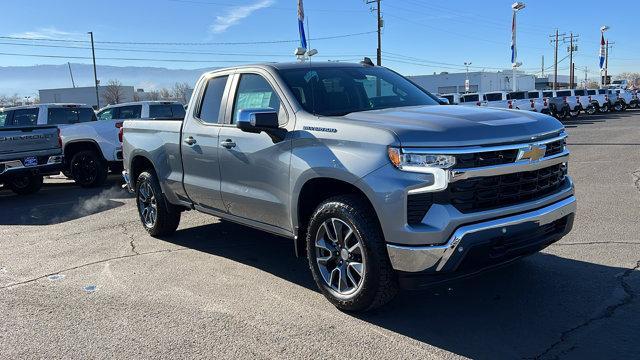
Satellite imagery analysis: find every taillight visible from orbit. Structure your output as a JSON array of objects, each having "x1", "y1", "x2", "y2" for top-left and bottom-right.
[
  {"x1": 605, "y1": 95, "x2": 609, "y2": 101},
  {"x1": 530, "y1": 99, "x2": 535, "y2": 108},
  {"x1": 115, "y1": 122, "x2": 123, "y2": 128},
  {"x1": 57, "y1": 128, "x2": 62, "y2": 148},
  {"x1": 543, "y1": 98, "x2": 548, "y2": 106},
  {"x1": 508, "y1": 100, "x2": 513, "y2": 109},
  {"x1": 588, "y1": 95, "x2": 592, "y2": 101},
  {"x1": 118, "y1": 127, "x2": 123, "y2": 143},
  {"x1": 576, "y1": 96, "x2": 580, "y2": 103},
  {"x1": 563, "y1": 96, "x2": 567, "y2": 103},
  {"x1": 476, "y1": 101, "x2": 481, "y2": 106}
]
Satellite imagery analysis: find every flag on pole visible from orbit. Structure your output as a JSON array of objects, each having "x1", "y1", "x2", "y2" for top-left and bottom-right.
[
  {"x1": 599, "y1": 33, "x2": 606, "y2": 70},
  {"x1": 298, "y1": 0, "x2": 307, "y2": 50},
  {"x1": 510, "y1": 12, "x2": 517, "y2": 66}
]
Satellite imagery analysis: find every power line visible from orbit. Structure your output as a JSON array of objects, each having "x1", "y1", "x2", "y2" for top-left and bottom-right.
[
  {"x1": 0, "y1": 41, "x2": 371, "y2": 58},
  {"x1": 0, "y1": 30, "x2": 377, "y2": 46},
  {"x1": 166, "y1": 0, "x2": 365, "y2": 13},
  {"x1": 0, "y1": 51, "x2": 279, "y2": 63}
]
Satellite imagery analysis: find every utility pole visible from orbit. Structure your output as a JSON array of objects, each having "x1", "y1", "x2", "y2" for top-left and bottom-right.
[
  {"x1": 67, "y1": 62, "x2": 76, "y2": 88},
  {"x1": 562, "y1": 32, "x2": 579, "y2": 88},
  {"x1": 366, "y1": 0, "x2": 382, "y2": 66},
  {"x1": 88, "y1": 31, "x2": 100, "y2": 109},
  {"x1": 604, "y1": 40, "x2": 615, "y2": 86},
  {"x1": 584, "y1": 67, "x2": 588, "y2": 88},
  {"x1": 549, "y1": 30, "x2": 566, "y2": 90},
  {"x1": 541, "y1": 55, "x2": 544, "y2": 77}
]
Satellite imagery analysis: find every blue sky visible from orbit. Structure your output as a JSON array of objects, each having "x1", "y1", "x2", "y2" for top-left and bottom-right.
[{"x1": 0, "y1": 0, "x2": 638, "y2": 79}]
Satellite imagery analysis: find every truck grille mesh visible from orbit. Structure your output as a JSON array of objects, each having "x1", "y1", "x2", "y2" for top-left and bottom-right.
[
  {"x1": 453, "y1": 150, "x2": 518, "y2": 169},
  {"x1": 440, "y1": 164, "x2": 568, "y2": 213}
]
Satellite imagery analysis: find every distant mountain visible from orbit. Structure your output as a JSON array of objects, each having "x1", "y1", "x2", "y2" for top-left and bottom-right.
[{"x1": 0, "y1": 63, "x2": 215, "y2": 97}]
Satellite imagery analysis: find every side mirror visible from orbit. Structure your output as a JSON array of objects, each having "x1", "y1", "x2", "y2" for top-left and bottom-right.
[{"x1": 236, "y1": 108, "x2": 286, "y2": 142}]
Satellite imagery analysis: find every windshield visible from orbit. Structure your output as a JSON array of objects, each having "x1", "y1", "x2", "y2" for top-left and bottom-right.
[{"x1": 277, "y1": 66, "x2": 439, "y2": 116}]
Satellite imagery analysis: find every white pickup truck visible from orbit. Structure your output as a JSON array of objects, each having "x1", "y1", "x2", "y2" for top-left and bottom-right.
[{"x1": 608, "y1": 88, "x2": 635, "y2": 111}]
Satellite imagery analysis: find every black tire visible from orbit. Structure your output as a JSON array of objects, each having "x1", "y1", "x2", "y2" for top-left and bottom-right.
[
  {"x1": 600, "y1": 103, "x2": 610, "y2": 113},
  {"x1": 585, "y1": 104, "x2": 597, "y2": 115},
  {"x1": 8, "y1": 174, "x2": 43, "y2": 195},
  {"x1": 70, "y1": 150, "x2": 108, "y2": 188},
  {"x1": 135, "y1": 170, "x2": 181, "y2": 237},
  {"x1": 306, "y1": 195, "x2": 398, "y2": 312}
]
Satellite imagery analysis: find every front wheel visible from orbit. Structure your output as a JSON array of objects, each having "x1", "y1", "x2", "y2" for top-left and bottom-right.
[
  {"x1": 600, "y1": 103, "x2": 610, "y2": 113},
  {"x1": 585, "y1": 104, "x2": 597, "y2": 115},
  {"x1": 136, "y1": 170, "x2": 181, "y2": 237},
  {"x1": 306, "y1": 195, "x2": 398, "y2": 312},
  {"x1": 8, "y1": 174, "x2": 43, "y2": 195},
  {"x1": 569, "y1": 107, "x2": 580, "y2": 118},
  {"x1": 70, "y1": 150, "x2": 108, "y2": 188}
]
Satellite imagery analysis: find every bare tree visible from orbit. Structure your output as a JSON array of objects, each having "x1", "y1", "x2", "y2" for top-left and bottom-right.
[
  {"x1": 0, "y1": 94, "x2": 8, "y2": 106},
  {"x1": 102, "y1": 79, "x2": 125, "y2": 105},
  {"x1": 159, "y1": 88, "x2": 171, "y2": 100},
  {"x1": 9, "y1": 93, "x2": 21, "y2": 106},
  {"x1": 147, "y1": 90, "x2": 161, "y2": 101},
  {"x1": 172, "y1": 82, "x2": 192, "y2": 104},
  {"x1": 614, "y1": 72, "x2": 640, "y2": 88},
  {"x1": 584, "y1": 80, "x2": 600, "y2": 89}
]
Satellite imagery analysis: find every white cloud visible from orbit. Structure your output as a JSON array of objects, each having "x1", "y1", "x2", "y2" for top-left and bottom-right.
[
  {"x1": 9, "y1": 27, "x2": 83, "y2": 40},
  {"x1": 209, "y1": 0, "x2": 274, "y2": 34}
]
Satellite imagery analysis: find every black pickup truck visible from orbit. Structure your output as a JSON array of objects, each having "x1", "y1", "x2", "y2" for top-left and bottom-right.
[{"x1": 0, "y1": 107, "x2": 63, "y2": 195}]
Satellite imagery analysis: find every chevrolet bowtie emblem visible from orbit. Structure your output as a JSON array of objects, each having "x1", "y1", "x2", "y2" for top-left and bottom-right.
[{"x1": 517, "y1": 144, "x2": 546, "y2": 162}]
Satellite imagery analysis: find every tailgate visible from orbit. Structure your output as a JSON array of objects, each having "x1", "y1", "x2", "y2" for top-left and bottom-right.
[{"x1": 0, "y1": 126, "x2": 60, "y2": 156}]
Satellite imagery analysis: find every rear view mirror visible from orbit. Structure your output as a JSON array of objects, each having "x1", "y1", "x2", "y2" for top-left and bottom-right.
[{"x1": 236, "y1": 108, "x2": 285, "y2": 142}]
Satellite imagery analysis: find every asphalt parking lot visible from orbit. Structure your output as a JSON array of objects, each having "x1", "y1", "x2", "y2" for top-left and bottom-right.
[{"x1": 1, "y1": 110, "x2": 639, "y2": 360}]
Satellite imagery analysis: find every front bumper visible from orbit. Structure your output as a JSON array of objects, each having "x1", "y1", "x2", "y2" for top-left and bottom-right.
[{"x1": 387, "y1": 195, "x2": 576, "y2": 274}]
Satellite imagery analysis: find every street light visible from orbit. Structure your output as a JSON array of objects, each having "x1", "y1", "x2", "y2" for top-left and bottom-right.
[
  {"x1": 464, "y1": 62, "x2": 472, "y2": 93},
  {"x1": 511, "y1": 2, "x2": 525, "y2": 91}
]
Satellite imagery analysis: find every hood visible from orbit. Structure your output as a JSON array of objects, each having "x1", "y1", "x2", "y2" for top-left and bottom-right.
[{"x1": 342, "y1": 105, "x2": 564, "y2": 147}]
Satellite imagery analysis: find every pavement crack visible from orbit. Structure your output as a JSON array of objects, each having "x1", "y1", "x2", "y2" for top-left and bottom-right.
[
  {"x1": 120, "y1": 223, "x2": 139, "y2": 255},
  {"x1": 633, "y1": 169, "x2": 640, "y2": 194},
  {"x1": 529, "y1": 259, "x2": 640, "y2": 360},
  {"x1": 0, "y1": 247, "x2": 188, "y2": 291}
]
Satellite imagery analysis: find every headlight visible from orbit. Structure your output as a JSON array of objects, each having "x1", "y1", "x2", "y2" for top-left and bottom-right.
[
  {"x1": 387, "y1": 147, "x2": 455, "y2": 193},
  {"x1": 387, "y1": 148, "x2": 456, "y2": 172}
]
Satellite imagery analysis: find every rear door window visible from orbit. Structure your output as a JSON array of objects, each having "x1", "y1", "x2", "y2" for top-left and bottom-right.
[
  {"x1": 574, "y1": 90, "x2": 586, "y2": 96},
  {"x1": 587, "y1": 90, "x2": 596, "y2": 95},
  {"x1": 507, "y1": 92, "x2": 527, "y2": 100},
  {"x1": 556, "y1": 90, "x2": 571, "y2": 97},
  {"x1": 543, "y1": 91, "x2": 554, "y2": 98},
  {"x1": 528, "y1": 92, "x2": 540, "y2": 99},
  {"x1": 117, "y1": 105, "x2": 142, "y2": 119},
  {"x1": 12, "y1": 108, "x2": 39, "y2": 126},
  {"x1": 598, "y1": 89, "x2": 607, "y2": 94},
  {"x1": 148, "y1": 104, "x2": 186, "y2": 120},
  {"x1": 462, "y1": 94, "x2": 479, "y2": 102},
  {"x1": 198, "y1": 76, "x2": 229, "y2": 124},
  {"x1": 484, "y1": 93, "x2": 503, "y2": 101},
  {"x1": 0, "y1": 110, "x2": 13, "y2": 127},
  {"x1": 47, "y1": 107, "x2": 96, "y2": 124}
]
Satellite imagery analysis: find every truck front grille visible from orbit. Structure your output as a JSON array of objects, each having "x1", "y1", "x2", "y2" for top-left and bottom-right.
[
  {"x1": 407, "y1": 193, "x2": 433, "y2": 225},
  {"x1": 453, "y1": 149, "x2": 518, "y2": 169},
  {"x1": 544, "y1": 138, "x2": 566, "y2": 157},
  {"x1": 436, "y1": 163, "x2": 568, "y2": 213}
]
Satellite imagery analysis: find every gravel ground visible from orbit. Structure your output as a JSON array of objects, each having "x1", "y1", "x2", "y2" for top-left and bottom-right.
[{"x1": 1, "y1": 110, "x2": 639, "y2": 359}]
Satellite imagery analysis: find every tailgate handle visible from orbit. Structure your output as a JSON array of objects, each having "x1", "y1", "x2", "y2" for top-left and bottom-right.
[{"x1": 183, "y1": 136, "x2": 197, "y2": 146}]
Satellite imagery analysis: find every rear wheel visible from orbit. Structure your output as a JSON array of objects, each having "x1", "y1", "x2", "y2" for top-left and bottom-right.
[
  {"x1": 600, "y1": 103, "x2": 610, "y2": 113},
  {"x1": 8, "y1": 174, "x2": 43, "y2": 195},
  {"x1": 569, "y1": 107, "x2": 580, "y2": 118},
  {"x1": 614, "y1": 102, "x2": 625, "y2": 112},
  {"x1": 70, "y1": 150, "x2": 108, "y2": 188},
  {"x1": 585, "y1": 104, "x2": 597, "y2": 115},
  {"x1": 306, "y1": 195, "x2": 398, "y2": 312},
  {"x1": 136, "y1": 170, "x2": 181, "y2": 237}
]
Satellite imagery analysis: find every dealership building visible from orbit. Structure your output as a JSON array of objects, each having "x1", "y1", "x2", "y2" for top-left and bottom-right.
[
  {"x1": 39, "y1": 85, "x2": 135, "y2": 109},
  {"x1": 407, "y1": 71, "x2": 570, "y2": 94}
]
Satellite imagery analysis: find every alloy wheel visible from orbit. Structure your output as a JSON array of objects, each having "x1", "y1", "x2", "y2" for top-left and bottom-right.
[
  {"x1": 72, "y1": 154, "x2": 98, "y2": 185},
  {"x1": 138, "y1": 179, "x2": 158, "y2": 228},
  {"x1": 315, "y1": 218, "x2": 365, "y2": 296}
]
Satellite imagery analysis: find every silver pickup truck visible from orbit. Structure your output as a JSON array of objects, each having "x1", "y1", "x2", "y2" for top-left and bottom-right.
[
  {"x1": 1, "y1": 107, "x2": 63, "y2": 195},
  {"x1": 122, "y1": 62, "x2": 576, "y2": 311}
]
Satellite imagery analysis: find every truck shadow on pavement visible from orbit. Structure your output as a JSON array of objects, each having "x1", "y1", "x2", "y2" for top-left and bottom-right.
[
  {"x1": 0, "y1": 175, "x2": 129, "y2": 225},
  {"x1": 164, "y1": 221, "x2": 638, "y2": 359}
]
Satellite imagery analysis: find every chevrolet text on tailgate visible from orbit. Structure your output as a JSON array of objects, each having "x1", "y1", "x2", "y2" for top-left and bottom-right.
[{"x1": 122, "y1": 61, "x2": 576, "y2": 312}]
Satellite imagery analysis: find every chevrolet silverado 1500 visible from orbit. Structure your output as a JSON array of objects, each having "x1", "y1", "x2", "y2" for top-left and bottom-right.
[{"x1": 122, "y1": 62, "x2": 576, "y2": 311}]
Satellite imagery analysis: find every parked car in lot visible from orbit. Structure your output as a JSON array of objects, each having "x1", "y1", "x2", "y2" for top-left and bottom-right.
[
  {"x1": 458, "y1": 93, "x2": 481, "y2": 106},
  {"x1": 122, "y1": 62, "x2": 576, "y2": 312},
  {"x1": 608, "y1": 89, "x2": 634, "y2": 111},
  {"x1": 0, "y1": 107, "x2": 63, "y2": 195},
  {"x1": 440, "y1": 93, "x2": 461, "y2": 105},
  {"x1": 11, "y1": 103, "x2": 125, "y2": 187},
  {"x1": 97, "y1": 101, "x2": 186, "y2": 122},
  {"x1": 528, "y1": 90, "x2": 551, "y2": 114},
  {"x1": 544, "y1": 90, "x2": 581, "y2": 119}
]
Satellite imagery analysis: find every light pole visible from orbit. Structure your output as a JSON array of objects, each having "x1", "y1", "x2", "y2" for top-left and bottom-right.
[
  {"x1": 464, "y1": 62, "x2": 472, "y2": 93},
  {"x1": 511, "y1": 2, "x2": 525, "y2": 91}
]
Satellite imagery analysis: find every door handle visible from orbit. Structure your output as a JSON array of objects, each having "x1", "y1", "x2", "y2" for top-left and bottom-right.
[
  {"x1": 220, "y1": 139, "x2": 236, "y2": 149},
  {"x1": 183, "y1": 136, "x2": 197, "y2": 146}
]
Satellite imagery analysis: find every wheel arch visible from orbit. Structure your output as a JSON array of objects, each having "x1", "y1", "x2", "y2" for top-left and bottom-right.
[
  {"x1": 292, "y1": 175, "x2": 381, "y2": 258},
  {"x1": 63, "y1": 140, "x2": 106, "y2": 166}
]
